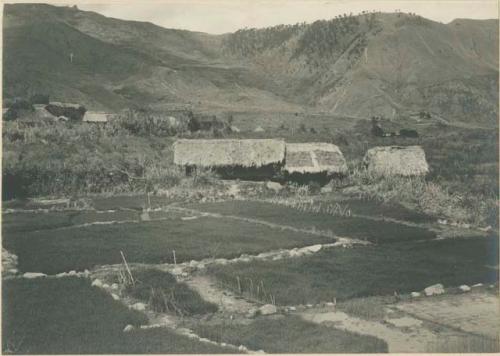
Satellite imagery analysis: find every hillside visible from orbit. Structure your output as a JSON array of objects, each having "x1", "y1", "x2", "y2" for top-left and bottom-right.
[{"x1": 3, "y1": 4, "x2": 499, "y2": 125}]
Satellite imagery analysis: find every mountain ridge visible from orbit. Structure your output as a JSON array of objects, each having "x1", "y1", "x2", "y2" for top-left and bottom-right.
[{"x1": 3, "y1": 3, "x2": 498, "y2": 125}]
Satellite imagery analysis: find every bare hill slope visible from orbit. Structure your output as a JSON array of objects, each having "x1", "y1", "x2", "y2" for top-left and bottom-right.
[{"x1": 3, "y1": 4, "x2": 498, "y2": 124}]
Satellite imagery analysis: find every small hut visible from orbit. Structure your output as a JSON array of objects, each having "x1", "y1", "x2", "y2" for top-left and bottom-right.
[
  {"x1": 363, "y1": 146, "x2": 429, "y2": 176},
  {"x1": 174, "y1": 139, "x2": 285, "y2": 179},
  {"x1": 83, "y1": 111, "x2": 110, "y2": 124},
  {"x1": 284, "y1": 143, "x2": 348, "y2": 183}
]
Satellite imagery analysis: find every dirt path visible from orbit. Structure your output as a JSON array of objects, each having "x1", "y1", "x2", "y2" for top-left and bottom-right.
[
  {"x1": 396, "y1": 292, "x2": 500, "y2": 339},
  {"x1": 185, "y1": 275, "x2": 257, "y2": 315},
  {"x1": 299, "y1": 308, "x2": 460, "y2": 352}
]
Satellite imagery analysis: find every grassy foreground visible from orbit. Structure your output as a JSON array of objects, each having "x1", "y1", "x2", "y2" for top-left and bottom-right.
[
  {"x1": 4, "y1": 216, "x2": 333, "y2": 274},
  {"x1": 208, "y1": 236, "x2": 499, "y2": 305},
  {"x1": 2, "y1": 277, "x2": 233, "y2": 354},
  {"x1": 193, "y1": 315, "x2": 388, "y2": 353},
  {"x1": 185, "y1": 200, "x2": 436, "y2": 243}
]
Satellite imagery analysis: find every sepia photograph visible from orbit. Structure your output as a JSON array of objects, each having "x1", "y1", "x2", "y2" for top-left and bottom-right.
[{"x1": 1, "y1": 0, "x2": 499, "y2": 353}]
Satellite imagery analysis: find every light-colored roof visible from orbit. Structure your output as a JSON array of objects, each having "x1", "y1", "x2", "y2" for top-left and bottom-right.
[
  {"x1": 174, "y1": 139, "x2": 285, "y2": 168},
  {"x1": 254, "y1": 126, "x2": 265, "y2": 132},
  {"x1": 83, "y1": 111, "x2": 109, "y2": 122},
  {"x1": 284, "y1": 142, "x2": 348, "y2": 174},
  {"x1": 363, "y1": 145, "x2": 429, "y2": 176}
]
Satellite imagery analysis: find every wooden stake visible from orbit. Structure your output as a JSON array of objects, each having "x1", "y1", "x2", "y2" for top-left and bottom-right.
[
  {"x1": 173, "y1": 250, "x2": 177, "y2": 265},
  {"x1": 120, "y1": 251, "x2": 134, "y2": 286}
]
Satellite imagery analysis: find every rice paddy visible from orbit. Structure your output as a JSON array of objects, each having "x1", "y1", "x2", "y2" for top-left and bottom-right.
[
  {"x1": 207, "y1": 236, "x2": 498, "y2": 305},
  {"x1": 183, "y1": 200, "x2": 436, "y2": 243}
]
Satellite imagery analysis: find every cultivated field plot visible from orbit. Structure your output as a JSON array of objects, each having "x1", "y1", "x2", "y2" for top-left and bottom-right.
[
  {"x1": 2, "y1": 278, "x2": 234, "y2": 354},
  {"x1": 183, "y1": 200, "x2": 436, "y2": 243},
  {"x1": 208, "y1": 236, "x2": 499, "y2": 304},
  {"x1": 3, "y1": 213, "x2": 334, "y2": 274},
  {"x1": 192, "y1": 315, "x2": 388, "y2": 353}
]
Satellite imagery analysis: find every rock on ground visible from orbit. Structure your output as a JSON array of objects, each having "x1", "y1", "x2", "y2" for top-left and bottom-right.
[
  {"x1": 424, "y1": 284, "x2": 444, "y2": 296},
  {"x1": 459, "y1": 285, "x2": 471, "y2": 292},
  {"x1": 259, "y1": 304, "x2": 278, "y2": 315},
  {"x1": 23, "y1": 272, "x2": 47, "y2": 279}
]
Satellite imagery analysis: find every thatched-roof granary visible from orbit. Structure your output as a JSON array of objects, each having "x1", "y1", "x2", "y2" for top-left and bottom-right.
[
  {"x1": 363, "y1": 146, "x2": 429, "y2": 176},
  {"x1": 174, "y1": 139, "x2": 285, "y2": 179},
  {"x1": 284, "y1": 143, "x2": 348, "y2": 183}
]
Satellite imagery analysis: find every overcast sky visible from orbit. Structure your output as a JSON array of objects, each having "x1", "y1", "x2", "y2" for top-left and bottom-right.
[{"x1": 65, "y1": 1, "x2": 498, "y2": 34}]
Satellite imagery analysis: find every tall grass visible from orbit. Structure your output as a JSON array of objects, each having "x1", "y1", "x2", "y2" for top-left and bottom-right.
[
  {"x1": 121, "y1": 269, "x2": 218, "y2": 316},
  {"x1": 345, "y1": 165, "x2": 497, "y2": 227}
]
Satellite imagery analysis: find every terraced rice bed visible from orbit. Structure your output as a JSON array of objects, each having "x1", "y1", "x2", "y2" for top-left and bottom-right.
[
  {"x1": 207, "y1": 236, "x2": 499, "y2": 305},
  {"x1": 2, "y1": 277, "x2": 234, "y2": 354},
  {"x1": 3, "y1": 215, "x2": 334, "y2": 274},
  {"x1": 2, "y1": 210, "x2": 139, "y2": 233},
  {"x1": 192, "y1": 315, "x2": 388, "y2": 353},
  {"x1": 183, "y1": 200, "x2": 436, "y2": 243}
]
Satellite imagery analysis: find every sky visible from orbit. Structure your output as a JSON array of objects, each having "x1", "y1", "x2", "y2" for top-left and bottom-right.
[{"x1": 59, "y1": 1, "x2": 498, "y2": 34}]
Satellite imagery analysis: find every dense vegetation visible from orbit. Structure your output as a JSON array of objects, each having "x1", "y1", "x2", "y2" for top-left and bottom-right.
[
  {"x1": 193, "y1": 315, "x2": 388, "y2": 353},
  {"x1": 2, "y1": 278, "x2": 233, "y2": 354},
  {"x1": 209, "y1": 236, "x2": 498, "y2": 305}
]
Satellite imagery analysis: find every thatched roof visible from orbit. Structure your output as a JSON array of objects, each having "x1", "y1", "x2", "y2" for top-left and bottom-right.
[
  {"x1": 363, "y1": 146, "x2": 429, "y2": 176},
  {"x1": 284, "y1": 143, "x2": 348, "y2": 174},
  {"x1": 83, "y1": 111, "x2": 109, "y2": 122},
  {"x1": 174, "y1": 139, "x2": 285, "y2": 168}
]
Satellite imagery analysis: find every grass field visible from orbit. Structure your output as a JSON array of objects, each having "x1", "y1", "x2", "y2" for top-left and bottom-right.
[
  {"x1": 184, "y1": 200, "x2": 436, "y2": 243},
  {"x1": 192, "y1": 315, "x2": 388, "y2": 353},
  {"x1": 208, "y1": 236, "x2": 499, "y2": 305},
  {"x1": 3, "y1": 215, "x2": 333, "y2": 274},
  {"x1": 2, "y1": 277, "x2": 233, "y2": 354}
]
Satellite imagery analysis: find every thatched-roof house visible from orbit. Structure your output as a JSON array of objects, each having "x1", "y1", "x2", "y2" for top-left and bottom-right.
[
  {"x1": 83, "y1": 111, "x2": 110, "y2": 123},
  {"x1": 284, "y1": 143, "x2": 348, "y2": 183},
  {"x1": 174, "y1": 139, "x2": 285, "y2": 179},
  {"x1": 363, "y1": 146, "x2": 429, "y2": 176}
]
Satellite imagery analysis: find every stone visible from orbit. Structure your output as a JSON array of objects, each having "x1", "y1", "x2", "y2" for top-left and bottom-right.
[
  {"x1": 189, "y1": 260, "x2": 198, "y2": 268},
  {"x1": 288, "y1": 306, "x2": 297, "y2": 311},
  {"x1": 102, "y1": 283, "x2": 110, "y2": 289},
  {"x1": 171, "y1": 267, "x2": 183, "y2": 275},
  {"x1": 238, "y1": 345, "x2": 248, "y2": 352},
  {"x1": 424, "y1": 283, "x2": 445, "y2": 296},
  {"x1": 91, "y1": 279, "x2": 103, "y2": 287},
  {"x1": 246, "y1": 308, "x2": 259, "y2": 318},
  {"x1": 321, "y1": 186, "x2": 333, "y2": 194},
  {"x1": 23, "y1": 272, "x2": 47, "y2": 279},
  {"x1": 306, "y1": 304, "x2": 313, "y2": 308},
  {"x1": 472, "y1": 283, "x2": 483, "y2": 288},
  {"x1": 68, "y1": 270, "x2": 77, "y2": 276},
  {"x1": 111, "y1": 283, "x2": 119, "y2": 290},
  {"x1": 131, "y1": 302, "x2": 146, "y2": 311},
  {"x1": 305, "y1": 244, "x2": 322, "y2": 253},
  {"x1": 111, "y1": 293, "x2": 120, "y2": 301},
  {"x1": 411, "y1": 292, "x2": 421, "y2": 298},
  {"x1": 325, "y1": 302, "x2": 335, "y2": 306},
  {"x1": 123, "y1": 324, "x2": 134, "y2": 332},
  {"x1": 259, "y1": 304, "x2": 277, "y2": 315},
  {"x1": 266, "y1": 181, "x2": 283, "y2": 192},
  {"x1": 459, "y1": 285, "x2": 471, "y2": 292}
]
